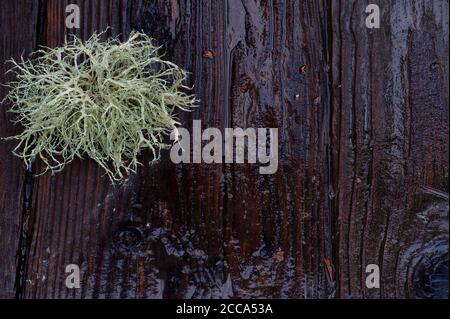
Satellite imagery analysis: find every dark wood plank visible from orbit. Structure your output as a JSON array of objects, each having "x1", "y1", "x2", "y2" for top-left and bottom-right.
[
  {"x1": 330, "y1": 0, "x2": 448, "y2": 298},
  {"x1": 1, "y1": 0, "x2": 446, "y2": 299},
  {"x1": 21, "y1": 0, "x2": 334, "y2": 298},
  {"x1": 0, "y1": 0, "x2": 40, "y2": 299},
  {"x1": 145, "y1": 0, "x2": 333, "y2": 298},
  {"x1": 20, "y1": 0, "x2": 139, "y2": 299}
]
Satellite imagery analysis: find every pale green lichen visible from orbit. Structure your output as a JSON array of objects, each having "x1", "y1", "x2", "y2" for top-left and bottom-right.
[{"x1": 2, "y1": 31, "x2": 196, "y2": 181}]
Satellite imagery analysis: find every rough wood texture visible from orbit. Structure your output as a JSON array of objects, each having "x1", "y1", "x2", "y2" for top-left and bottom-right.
[
  {"x1": 0, "y1": 0, "x2": 40, "y2": 298},
  {"x1": 330, "y1": 0, "x2": 448, "y2": 298},
  {"x1": 0, "y1": 0, "x2": 448, "y2": 299}
]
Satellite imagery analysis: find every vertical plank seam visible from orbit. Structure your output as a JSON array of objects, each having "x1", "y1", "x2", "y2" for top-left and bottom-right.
[
  {"x1": 14, "y1": 0, "x2": 46, "y2": 299},
  {"x1": 325, "y1": 0, "x2": 337, "y2": 299}
]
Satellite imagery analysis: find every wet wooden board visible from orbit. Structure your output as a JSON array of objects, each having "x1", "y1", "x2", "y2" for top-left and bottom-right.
[
  {"x1": 0, "y1": 0, "x2": 40, "y2": 298},
  {"x1": 329, "y1": 0, "x2": 449, "y2": 298},
  {"x1": 0, "y1": 0, "x2": 448, "y2": 299}
]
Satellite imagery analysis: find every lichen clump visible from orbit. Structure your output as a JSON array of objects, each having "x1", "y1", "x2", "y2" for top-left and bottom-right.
[{"x1": 3, "y1": 31, "x2": 195, "y2": 181}]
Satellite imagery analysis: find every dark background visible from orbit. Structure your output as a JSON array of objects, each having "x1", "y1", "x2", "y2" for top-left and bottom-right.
[{"x1": 0, "y1": 0, "x2": 448, "y2": 299}]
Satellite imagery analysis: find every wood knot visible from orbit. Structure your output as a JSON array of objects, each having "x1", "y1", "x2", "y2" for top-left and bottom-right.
[
  {"x1": 238, "y1": 74, "x2": 255, "y2": 93},
  {"x1": 430, "y1": 62, "x2": 441, "y2": 72},
  {"x1": 413, "y1": 245, "x2": 448, "y2": 299},
  {"x1": 298, "y1": 65, "x2": 306, "y2": 73},
  {"x1": 202, "y1": 49, "x2": 215, "y2": 59},
  {"x1": 113, "y1": 222, "x2": 144, "y2": 253}
]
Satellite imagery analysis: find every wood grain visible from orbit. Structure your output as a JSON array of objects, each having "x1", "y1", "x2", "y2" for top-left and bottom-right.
[
  {"x1": 0, "y1": 0, "x2": 41, "y2": 298},
  {"x1": 0, "y1": 0, "x2": 447, "y2": 299},
  {"x1": 18, "y1": 0, "x2": 334, "y2": 299},
  {"x1": 330, "y1": 0, "x2": 449, "y2": 298}
]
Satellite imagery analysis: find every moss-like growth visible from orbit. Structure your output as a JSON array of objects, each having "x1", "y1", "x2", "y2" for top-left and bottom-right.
[{"x1": 2, "y1": 31, "x2": 195, "y2": 181}]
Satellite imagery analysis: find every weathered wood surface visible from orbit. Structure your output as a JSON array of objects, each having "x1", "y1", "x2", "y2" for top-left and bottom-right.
[
  {"x1": 0, "y1": 0, "x2": 40, "y2": 299},
  {"x1": 330, "y1": 0, "x2": 449, "y2": 298},
  {"x1": 0, "y1": 0, "x2": 448, "y2": 299}
]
